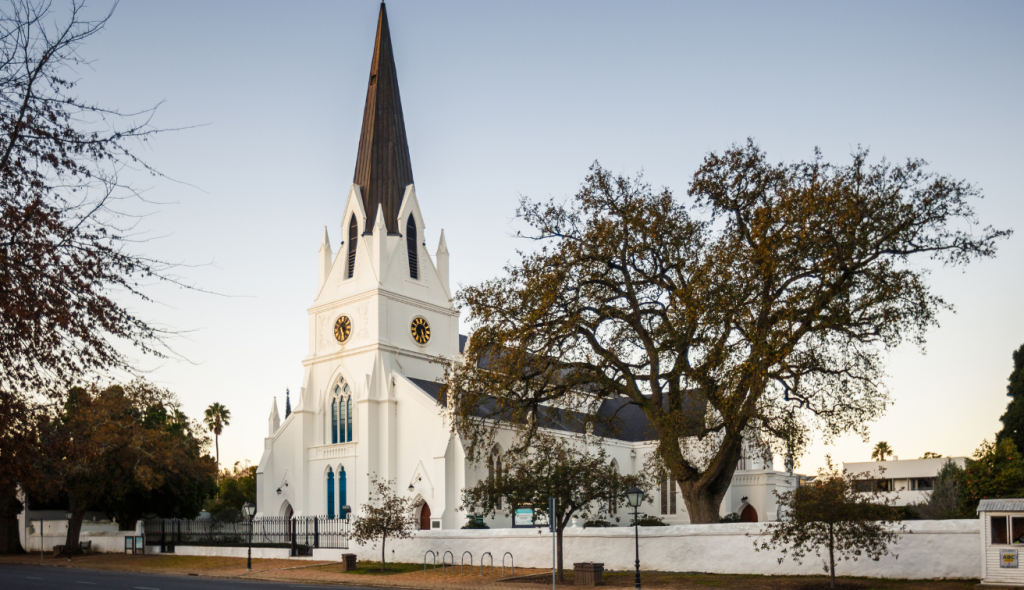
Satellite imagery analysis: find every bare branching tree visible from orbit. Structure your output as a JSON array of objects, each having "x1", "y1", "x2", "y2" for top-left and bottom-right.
[{"x1": 0, "y1": 0, "x2": 195, "y2": 552}]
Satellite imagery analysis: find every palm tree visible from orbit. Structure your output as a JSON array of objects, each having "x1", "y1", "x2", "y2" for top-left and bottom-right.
[
  {"x1": 871, "y1": 441, "x2": 893, "y2": 462},
  {"x1": 204, "y1": 403, "x2": 232, "y2": 476}
]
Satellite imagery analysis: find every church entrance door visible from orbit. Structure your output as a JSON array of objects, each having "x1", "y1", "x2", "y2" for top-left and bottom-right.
[
  {"x1": 740, "y1": 504, "x2": 758, "y2": 522},
  {"x1": 419, "y1": 503, "x2": 431, "y2": 530}
]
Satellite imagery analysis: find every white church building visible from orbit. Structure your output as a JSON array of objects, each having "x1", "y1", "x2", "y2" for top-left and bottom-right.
[{"x1": 255, "y1": 3, "x2": 800, "y2": 530}]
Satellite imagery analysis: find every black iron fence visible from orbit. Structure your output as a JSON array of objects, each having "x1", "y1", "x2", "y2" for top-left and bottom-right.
[{"x1": 144, "y1": 516, "x2": 349, "y2": 555}]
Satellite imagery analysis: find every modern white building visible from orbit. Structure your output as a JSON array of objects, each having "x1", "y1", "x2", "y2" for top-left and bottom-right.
[
  {"x1": 255, "y1": 2, "x2": 801, "y2": 530},
  {"x1": 844, "y1": 457, "x2": 967, "y2": 506}
]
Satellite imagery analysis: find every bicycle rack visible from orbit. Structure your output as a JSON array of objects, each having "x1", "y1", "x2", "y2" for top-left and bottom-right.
[
  {"x1": 423, "y1": 550, "x2": 436, "y2": 573},
  {"x1": 502, "y1": 552, "x2": 514, "y2": 577},
  {"x1": 481, "y1": 552, "x2": 493, "y2": 576},
  {"x1": 442, "y1": 550, "x2": 454, "y2": 574},
  {"x1": 461, "y1": 551, "x2": 473, "y2": 575}
]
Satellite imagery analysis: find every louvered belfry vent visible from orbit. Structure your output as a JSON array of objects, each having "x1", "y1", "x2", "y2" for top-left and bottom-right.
[
  {"x1": 406, "y1": 215, "x2": 418, "y2": 280},
  {"x1": 353, "y1": 2, "x2": 413, "y2": 236},
  {"x1": 347, "y1": 216, "x2": 358, "y2": 278}
]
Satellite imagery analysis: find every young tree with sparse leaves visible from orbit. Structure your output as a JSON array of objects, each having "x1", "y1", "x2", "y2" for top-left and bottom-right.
[
  {"x1": 446, "y1": 142, "x2": 1009, "y2": 523},
  {"x1": 756, "y1": 458, "x2": 904, "y2": 589},
  {"x1": 460, "y1": 434, "x2": 643, "y2": 582},
  {"x1": 350, "y1": 475, "x2": 416, "y2": 571}
]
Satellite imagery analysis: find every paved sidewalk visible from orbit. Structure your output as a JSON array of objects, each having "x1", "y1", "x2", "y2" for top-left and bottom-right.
[{"x1": 0, "y1": 554, "x2": 979, "y2": 589}]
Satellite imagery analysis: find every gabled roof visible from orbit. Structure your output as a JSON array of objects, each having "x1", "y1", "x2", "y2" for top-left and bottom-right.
[
  {"x1": 353, "y1": 2, "x2": 414, "y2": 235},
  {"x1": 978, "y1": 499, "x2": 1024, "y2": 512},
  {"x1": 407, "y1": 377, "x2": 704, "y2": 443}
]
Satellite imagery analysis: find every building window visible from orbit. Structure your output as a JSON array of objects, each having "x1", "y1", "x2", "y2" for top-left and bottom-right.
[
  {"x1": 347, "y1": 216, "x2": 358, "y2": 278},
  {"x1": 660, "y1": 475, "x2": 676, "y2": 515},
  {"x1": 994, "y1": 516, "x2": 1009, "y2": 545},
  {"x1": 331, "y1": 398, "x2": 338, "y2": 444},
  {"x1": 326, "y1": 467, "x2": 335, "y2": 519},
  {"x1": 339, "y1": 467, "x2": 348, "y2": 518},
  {"x1": 406, "y1": 215, "x2": 418, "y2": 280},
  {"x1": 609, "y1": 460, "x2": 619, "y2": 515},
  {"x1": 487, "y1": 446, "x2": 502, "y2": 509},
  {"x1": 330, "y1": 378, "x2": 353, "y2": 444},
  {"x1": 1014, "y1": 517, "x2": 1024, "y2": 545},
  {"x1": 910, "y1": 478, "x2": 935, "y2": 491}
]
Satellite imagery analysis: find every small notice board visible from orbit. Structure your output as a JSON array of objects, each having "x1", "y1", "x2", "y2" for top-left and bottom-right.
[
  {"x1": 1002, "y1": 549, "x2": 1019, "y2": 569},
  {"x1": 512, "y1": 506, "x2": 549, "y2": 528}
]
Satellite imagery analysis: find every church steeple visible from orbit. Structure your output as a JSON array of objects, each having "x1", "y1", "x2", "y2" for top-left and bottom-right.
[{"x1": 353, "y1": 2, "x2": 413, "y2": 235}]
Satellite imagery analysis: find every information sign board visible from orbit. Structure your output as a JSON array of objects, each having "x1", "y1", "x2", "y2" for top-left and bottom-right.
[
  {"x1": 1001, "y1": 549, "x2": 1019, "y2": 568},
  {"x1": 513, "y1": 507, "x2": 534, "y2": 527}
]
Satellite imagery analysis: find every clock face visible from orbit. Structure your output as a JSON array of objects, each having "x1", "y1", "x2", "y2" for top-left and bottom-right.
[
  {"x1": 410, "y1": 317, "x2": 430, "y2": 344},
  {"x1": 334, "y1": 315, "x2": 352, "y2": 343}
]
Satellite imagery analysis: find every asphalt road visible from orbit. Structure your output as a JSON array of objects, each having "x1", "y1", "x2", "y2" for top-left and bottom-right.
[{"x1": 0, "y1": 564, "x2": 395, "y2": 590}]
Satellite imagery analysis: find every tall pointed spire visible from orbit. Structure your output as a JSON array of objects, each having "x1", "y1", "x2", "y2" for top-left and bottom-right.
[{"x1": 353, "y1": 2, "x2": 413, "y2": 235}]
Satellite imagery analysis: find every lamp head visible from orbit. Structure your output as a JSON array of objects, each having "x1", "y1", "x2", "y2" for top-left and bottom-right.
[
  {"x1": 65, "y1": 510, "x2": 73, "y2": 521},
  {"x1": 242, "y1": 502, "x2": 256, "y2": 519},
  {"x1": 408, "y1": 483, "x2": 415, "y2": 492},
  {"x1": 625, "y1": 486, "x2": 644, "y2": 508}
]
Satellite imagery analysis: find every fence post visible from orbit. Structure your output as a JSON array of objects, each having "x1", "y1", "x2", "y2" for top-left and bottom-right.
[
  {"x1": 160, "y1": 520, "x2": 165, "y2": 553},
  {"x1": 314, "y1": 517, "x2": 319, "y2": 549},
  {"x1": 177, "y1": 519, "x2": 181, "y2": 545},
  {"x1": 290, "y1": 518, "x2": 297, "y2": 557}
]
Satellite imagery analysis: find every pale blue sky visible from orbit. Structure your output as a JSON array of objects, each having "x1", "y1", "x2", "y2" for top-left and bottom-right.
[{"x1": 72, "y1": 0, "x2": 1024, "y2": 473}]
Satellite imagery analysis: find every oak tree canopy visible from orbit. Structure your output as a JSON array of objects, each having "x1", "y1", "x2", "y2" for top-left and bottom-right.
[{"x1": 445, "y1": 141, "x2": 1010, "y2": 523}]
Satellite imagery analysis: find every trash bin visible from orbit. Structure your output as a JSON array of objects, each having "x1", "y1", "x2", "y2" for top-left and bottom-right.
[
  {"x1": 341, "y1": 553, "x2": 357, "y2": 571},
  {"x1": 573, "y1": 562, "x2": 604, "y2": 586}
]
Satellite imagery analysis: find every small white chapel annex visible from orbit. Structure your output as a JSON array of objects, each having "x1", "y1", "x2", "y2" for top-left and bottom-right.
[{"x1": 255, "y1": 2, "x2": 800, "y2": 530}]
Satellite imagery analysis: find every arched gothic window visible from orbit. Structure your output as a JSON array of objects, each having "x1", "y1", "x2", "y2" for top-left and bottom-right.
[
  {"x1": 347, "y1": 216, "x2": 358, "y2": 278},
  {"x1": 339, "y1": 466, "x2": 348, "y2": 518},
  {"x1": 406, "y1": 215, "x2": 418, "y2": 280},
  {"x1": 487, "y1": 446, "x2": 503, "y2": 509},
  {"x1": 609, "y1": 460, "x2": 619, "y2": 515},
  {"x1": 660, "y1": 474, "x2": 677, "y2": 515},
  {"x1": 326, "y1": 467, "x2": 335, "y2": 519},
  {"x1": 330, "y1": 378, "x2": 353, "y2": 444}
]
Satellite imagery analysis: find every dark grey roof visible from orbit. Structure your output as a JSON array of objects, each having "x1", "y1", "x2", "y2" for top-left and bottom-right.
[
  {"x1": 406, "y1": 377, "x2": 702, "y2": 443},
  {"x1": 459, "y1": 334, "x2": 467, "y2": 354},
  {"x1": 409, "y1": 377, "x2": 443, "y2": 400},
  {"x1": 978, "y1": 499, "x2": 1024, "y2": 512}
]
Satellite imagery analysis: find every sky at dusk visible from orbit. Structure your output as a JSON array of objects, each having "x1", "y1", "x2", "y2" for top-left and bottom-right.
[{"x1": 68, "y1": 0, "x2": 1024, "y2": 475}]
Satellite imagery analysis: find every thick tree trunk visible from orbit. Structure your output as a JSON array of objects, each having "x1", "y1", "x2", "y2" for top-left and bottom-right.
[
  {"x1": 556, "y1": 524, "x2": 564, "y2": 582},
  {"x1": 828, "y1": 524, "x2": 836, "y2": 589},
  {"x1": 674, "y1": 433, "x2": 744, "y2": 524},
  {"x1": 381, "y1": 537, "x2": 386, "y2": 571},
  {"x1": 63, "y1": 509, "x2": 86, "y2": 557},
  {"x1": 0, "y1": 485, "x2": 24, "y2": 554}
]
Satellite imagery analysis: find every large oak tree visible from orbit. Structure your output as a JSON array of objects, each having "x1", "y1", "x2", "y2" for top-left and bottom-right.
[{"x1": 446, "y1": 141, "x2": 1009, "y2": 523}]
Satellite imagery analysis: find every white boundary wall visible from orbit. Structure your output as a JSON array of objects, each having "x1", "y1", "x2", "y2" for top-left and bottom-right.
[{"x1": 343, "y1": 520, "x2": 980, "y2": 580}]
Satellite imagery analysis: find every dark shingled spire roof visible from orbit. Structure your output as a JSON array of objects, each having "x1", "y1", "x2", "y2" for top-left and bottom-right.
[{"x1": 353, "y1": 2, "x2": 413, "y2": 235}]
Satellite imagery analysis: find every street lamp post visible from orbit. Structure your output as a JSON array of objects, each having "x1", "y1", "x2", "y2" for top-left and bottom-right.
[
  {"x1": 625, "y1": 487, "x2": 644, "y2": 590},
  {"x1": 243, "y1": 502, "x2": 256, "y2": 571},
  {"x1": 64, "y1": 510, "x2": 73, "y2": 562}
]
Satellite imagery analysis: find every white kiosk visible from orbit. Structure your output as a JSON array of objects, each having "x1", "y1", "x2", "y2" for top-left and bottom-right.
[{"x1": 980, "y1": 499, "x2": 1024, "y2": 586}]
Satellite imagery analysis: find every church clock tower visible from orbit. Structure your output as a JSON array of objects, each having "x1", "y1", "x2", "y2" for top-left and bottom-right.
[{"x1": 257, "y1": 3, "x2": 464, "y2": 530}]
